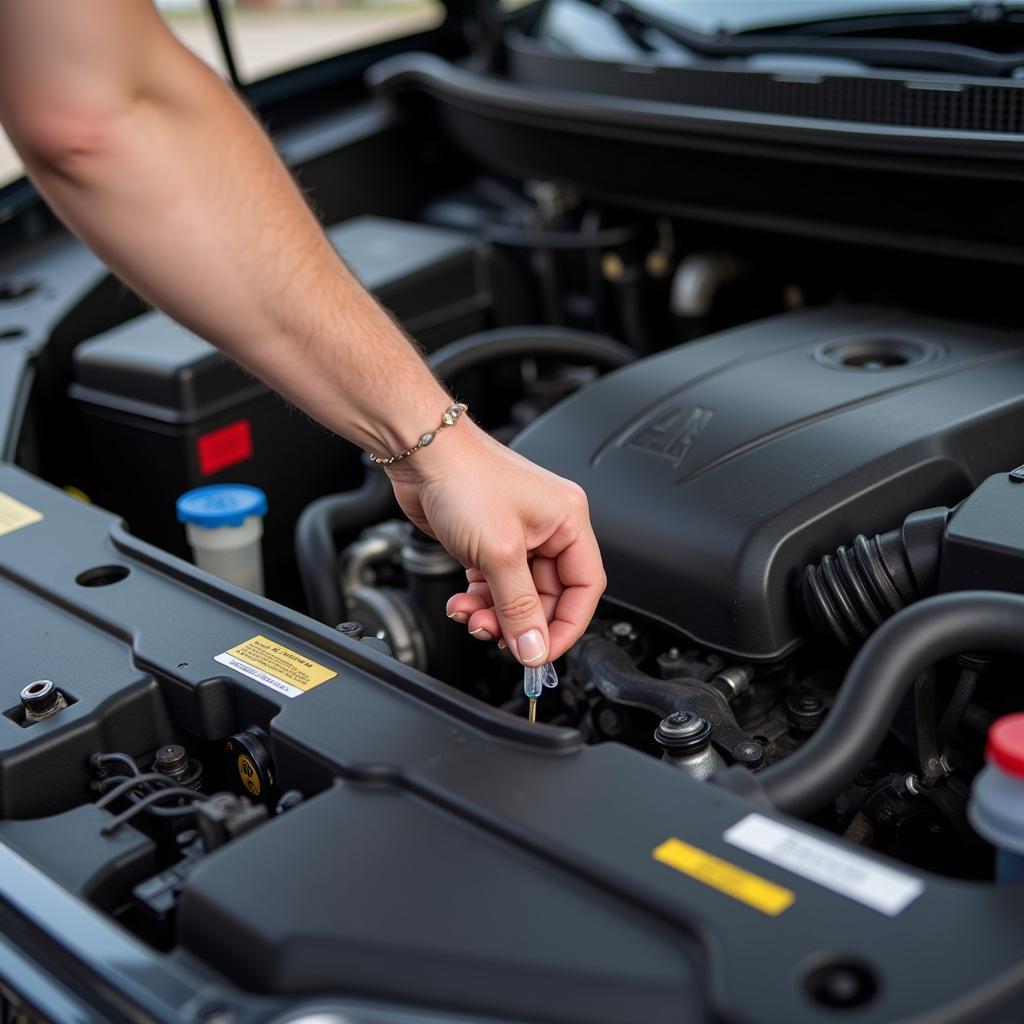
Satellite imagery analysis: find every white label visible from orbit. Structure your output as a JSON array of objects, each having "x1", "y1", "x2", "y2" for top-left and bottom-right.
[
  {"x1": 724, "y1": 813, "x2": 924, "y2": 916},
  {"x1": 214, "y1": 652, "x2": 303, "y2": 699}
]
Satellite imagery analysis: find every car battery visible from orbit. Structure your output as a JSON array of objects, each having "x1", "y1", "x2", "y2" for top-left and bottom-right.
[{"x1": 69, "y1": 216, "x2": 495, "y2": 609}]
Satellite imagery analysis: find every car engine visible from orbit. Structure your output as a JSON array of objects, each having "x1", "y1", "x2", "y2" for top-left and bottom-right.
[{"x1": 3, "y1": 10, "x2": 1024, "y2": 1021}]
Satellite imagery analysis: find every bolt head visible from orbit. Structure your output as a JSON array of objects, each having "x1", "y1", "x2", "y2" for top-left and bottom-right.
[
  {"x1": 155, "y1": 744, "x2": 188, "y2": 774},
  {"x1": 655, "y1": 711, "x2": 712, "y2": 754},
  {"x1": 660, "y1": 711, "x2": 704, "y2": 737}
]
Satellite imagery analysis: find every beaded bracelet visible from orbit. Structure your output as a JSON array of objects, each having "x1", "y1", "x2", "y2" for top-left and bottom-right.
[{"x1": 368, "y1": 403, "x2": 468, "y2": 467}]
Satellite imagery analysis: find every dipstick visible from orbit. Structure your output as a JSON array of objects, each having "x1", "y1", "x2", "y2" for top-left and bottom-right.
[{"x1": 523, "y1": 663, "x2": 558, "y2": 723}]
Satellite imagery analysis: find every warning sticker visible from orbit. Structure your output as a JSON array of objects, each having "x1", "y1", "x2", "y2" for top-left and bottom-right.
[
  {"x1": 652, "y1": 837, "x2": 795, "y2": 916},
  {"x1": 0, "y1": 492, "x2": 43, "y2": 537},
  {"x1": 724, "y1": 813, "x2": 924, "y2": 916},
  {"x1": 214, "y1": 635, "x2": 336, "y2": 699}
]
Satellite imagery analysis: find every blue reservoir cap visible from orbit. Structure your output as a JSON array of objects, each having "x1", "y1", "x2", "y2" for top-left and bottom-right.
[{"x1": 177, "y1": 484, "x2": 267, "y2": 529}]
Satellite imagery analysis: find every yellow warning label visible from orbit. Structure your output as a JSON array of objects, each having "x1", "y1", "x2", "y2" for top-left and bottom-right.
[
  {"x1": 215, "y1": 635, "x2": 336, "y2": 699},
  {"x1": 0, "y1": 492, "x2": 43, "y2": 537},
  {"x1": 653, "y1": 837, "x2": 795, "y2": 917},
  {"x1": 237, "y1": 753, "x2": 262, "y2": 796}
]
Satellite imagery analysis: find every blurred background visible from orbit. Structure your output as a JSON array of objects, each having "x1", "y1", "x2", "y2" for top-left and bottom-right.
[{"x1": 0, "y1": 0, "x2": 445, "y2": 187}]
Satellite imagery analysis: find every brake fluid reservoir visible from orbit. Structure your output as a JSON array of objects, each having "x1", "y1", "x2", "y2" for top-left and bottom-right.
[
  {"x1": 176, "y1": 484, "x2": 267, "y2": 594},
  {"x1": 968, "y1": 713, "x2": 1024, "y2": 882}
]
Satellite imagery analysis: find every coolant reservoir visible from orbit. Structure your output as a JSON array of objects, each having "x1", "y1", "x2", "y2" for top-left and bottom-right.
[
  {"x1": 176, "y1": 484, "x2": 267, "y2": 594},
  {"x1": 969, "y1": 713, "x2": 1024, "y2": 882}
]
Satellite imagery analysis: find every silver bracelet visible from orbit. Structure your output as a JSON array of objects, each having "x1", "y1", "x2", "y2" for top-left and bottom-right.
[{"x1": 368, "y1": 403, "x2": 468, "y2": 467}]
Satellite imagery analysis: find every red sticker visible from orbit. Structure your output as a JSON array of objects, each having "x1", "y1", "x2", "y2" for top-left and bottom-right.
[{"x1": 197, "y1": 419, "x2": 254, "y2": 476}]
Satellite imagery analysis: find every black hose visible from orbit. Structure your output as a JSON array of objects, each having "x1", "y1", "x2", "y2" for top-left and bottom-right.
[
  {"x1": 573, "y1": 636, "x2": 685, "y2": 718},
  {"x1": 294, "y1": 329, "x2": 635, "y2": 626},
  {"x1": 89, "y1": 752, "x2": 140, "y2": 777},
  {"x1": 913, "y1": 670, "x2": 939, "y2": 780},
  {"x1": 427, "y1": 327, "x2": 635, "y2": 381},
  {"x1": 803, "y1": 530, "x2": 916, "y2": 646},
  {"x1": 937, "y1": 655, "x2": 991, "y2": 752},
  {"x1": 94, "y1": 772, "x2": 182, "y2": 809},
  {"x1": 572, "y1": 637, "x2": 762, "y2": 764},
  {"x1": 100, "y1": 786, "x2": 202, "y2": 836},
  {"x1": 802, "y1": 506, "x2": 947, "y2": 647},
  {"x1": 294, "y1": 458, "x2": 397, "y2": 627},
  {"x1": 759, "y1": 591, "x2": 1024, "y2": 817}
]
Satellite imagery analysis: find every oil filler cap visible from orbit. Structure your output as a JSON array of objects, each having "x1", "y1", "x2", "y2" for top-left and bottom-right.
[
  {"x1": 985, "y1": 713, "x2": 1024, "y2": 778},
  {"x1": 225, "y1": 726, "x2": 275, "y2": 802}
]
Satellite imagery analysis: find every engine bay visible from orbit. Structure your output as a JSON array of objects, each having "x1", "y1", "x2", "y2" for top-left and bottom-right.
[{"x1": 2, "y1": 26, "x2": 1024, "y2": 1022}]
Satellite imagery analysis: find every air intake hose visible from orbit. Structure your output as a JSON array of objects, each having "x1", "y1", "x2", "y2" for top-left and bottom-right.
[
  {"x1": 759, "y1": 591, "x2": 1024, "y2": 817},
  {"x1": 802, "y1": 506, "x2": 948, "y2": 646},
  {"x1": 294, "y1": 458, "x2": 397, "y2": 626}
]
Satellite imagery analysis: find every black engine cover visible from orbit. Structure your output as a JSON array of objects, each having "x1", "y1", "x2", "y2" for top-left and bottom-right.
[{"x1": 514, "y1": 307, "x2": 1024, "y2": 660}]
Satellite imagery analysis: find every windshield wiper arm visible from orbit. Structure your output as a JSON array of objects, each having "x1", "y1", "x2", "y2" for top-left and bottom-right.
[{"x1": 595, "y1": 0, "x2": 1024, "y2": 77}]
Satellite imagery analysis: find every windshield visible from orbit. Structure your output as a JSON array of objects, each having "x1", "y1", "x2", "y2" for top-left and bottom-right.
[
  {"x1": 533, "y1": 0, "x2": 1024, "y2": 75},
  {"x1": 0, "y1": 0, "x2": 443, "y2": 192},
  {"x1": 612, "y1": 0, "x2": 1023, "y2": 34}
]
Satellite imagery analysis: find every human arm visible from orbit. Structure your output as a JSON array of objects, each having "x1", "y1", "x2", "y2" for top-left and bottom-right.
[{"x1": 0, "y1": 0, "x2": 605, "y2": 663}]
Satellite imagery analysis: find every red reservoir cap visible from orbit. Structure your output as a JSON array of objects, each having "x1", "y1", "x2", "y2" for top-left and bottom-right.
[{"x1": 986, "y1": 713, "x2": 1024, "y2": 779}]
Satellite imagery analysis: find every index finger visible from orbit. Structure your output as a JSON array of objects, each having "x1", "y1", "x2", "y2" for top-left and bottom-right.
[{"x1": 538, "y1": 527, "x2": 606, "y2": 660}]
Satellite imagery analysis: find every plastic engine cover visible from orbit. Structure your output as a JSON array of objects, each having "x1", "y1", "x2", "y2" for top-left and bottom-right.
[{"x1": 513, "y1": 307, "x2": 1024, "y2": 660}]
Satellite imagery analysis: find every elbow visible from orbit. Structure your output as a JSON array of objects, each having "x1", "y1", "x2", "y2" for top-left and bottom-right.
[{"x1": 4, "y1": 102, "x2": 121, "y2": 182}]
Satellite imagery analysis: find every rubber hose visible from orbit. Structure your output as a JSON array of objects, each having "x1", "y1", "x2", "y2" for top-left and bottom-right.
[
  {"x1": 294, "y1": 461, "x2": 397, "y2": 626},
  {"x1": 427, "y1": 327, "x2": 636, "y2": 381},
  {"x1": 802, "y1": 506, "x2": 948, "y2": 647},
  {"x1": 802, "y1": 530, "x2": 914, "y2": 646},
  {"x1": 573, "y1": 636, "x2": 761, "y2": 764},
  {"x1": 760, "y1": 591, "x2": 1024, "y2": 817},
  {"x1": 573, "y1": 635, "x2": 683, "y2": 718}
]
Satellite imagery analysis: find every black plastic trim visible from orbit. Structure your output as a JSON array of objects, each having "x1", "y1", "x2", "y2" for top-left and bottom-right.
[{"x1": 370, "y1": 52, "x2": 1024, "y2": 165}]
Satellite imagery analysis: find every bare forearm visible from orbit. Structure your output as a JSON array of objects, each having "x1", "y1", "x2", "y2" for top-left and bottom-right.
[
  {"x1": 0, "y1": 1, "x2": 446, "y2": 458},
  {"x1": 0, "y1": 1, "x2": 606, "y2": 664}
]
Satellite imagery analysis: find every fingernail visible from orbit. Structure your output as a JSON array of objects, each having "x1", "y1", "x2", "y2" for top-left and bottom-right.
[
  {"x1": 447, "y1": 611, "x2": 468, "y2": 624},
  {"x1": 516, "y1": 629, "x2": 547, "y2": 665},
  {"x1": 469, "y1": 627, "x2": 494, "y2": 642},
  {"x1": 497, "y1": 639, "x2": 506, "y2": 651}
]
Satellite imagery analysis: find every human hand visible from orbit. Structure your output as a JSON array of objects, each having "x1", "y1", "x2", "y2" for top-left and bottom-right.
[{"x1": 386, "y1": 420, "x2": 606, "y2": 666}]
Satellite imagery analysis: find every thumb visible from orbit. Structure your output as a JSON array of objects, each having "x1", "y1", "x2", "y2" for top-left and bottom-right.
[{"x1": 482, "y1": 548, "x2": 550, "y2": 667}]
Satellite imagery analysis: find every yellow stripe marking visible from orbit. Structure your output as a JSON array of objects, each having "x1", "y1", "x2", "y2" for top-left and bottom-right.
[{"x1": 653, "y1": 837, "x2": 795, "y2": 916}]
